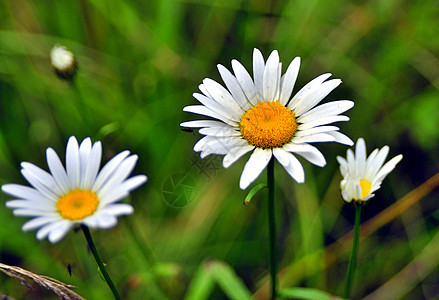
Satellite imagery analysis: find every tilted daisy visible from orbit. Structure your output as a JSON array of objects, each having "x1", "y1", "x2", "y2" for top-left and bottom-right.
[
  {"x1": 2, "y1": 136, "x2": 147, "y2": 243},
  {"x1": 337, "y1": 138, "x2": 403, "y2": 203},
  {"x1": 181, "y1": 48, "x2": 354, "y2": 189}
]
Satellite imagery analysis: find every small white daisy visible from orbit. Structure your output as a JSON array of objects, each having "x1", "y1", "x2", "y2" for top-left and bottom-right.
[
  {"x1": 50, "y1": 45, "x2": 77, "y2": 80},
  {"x1": 181, "y1": 48, "x2": 354, "y2": 189},
  {"x1": 2, "y1": 136, "x2": 147, "y2": 243},
  {"x1": 337, "y1": 138, "x2": 403, "y2": 203}
]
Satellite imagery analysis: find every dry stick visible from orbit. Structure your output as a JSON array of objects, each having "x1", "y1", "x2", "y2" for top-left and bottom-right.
[{"x1": 253, "y1": 171, "x2": 439, "y2": 299}]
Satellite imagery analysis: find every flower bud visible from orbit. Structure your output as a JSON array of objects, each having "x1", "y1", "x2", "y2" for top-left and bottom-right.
[{"x1": 50, "y1": 45, "x2": 78, "y2": 80}]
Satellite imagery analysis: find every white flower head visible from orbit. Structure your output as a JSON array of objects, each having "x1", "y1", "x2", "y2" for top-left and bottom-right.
[
  {"x1": 337, "y1": 138, "x2": 403, "y2": 204},
  {"x1": 181, "y1": 48, "x2": 354, "y2": 189},
  {"x1": 50, "y1": 45, "x2": 78, "y2": 80},
  {"x1": 2, "y1": 136, "x2": 147, "y2": 243}
]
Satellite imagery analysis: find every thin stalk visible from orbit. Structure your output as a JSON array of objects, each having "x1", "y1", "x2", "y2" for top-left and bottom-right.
[
  {"x1": 81, "y1": 225, "x2": 121, "y2": 300},
  {"x1": 267, "y1": 158, "x2": 277, "y2": 299},
  {"x1": 344, "y1": 205, "x2": 362, "y2": 299},
  {"x1": 69, "y1": 80, "x2": 94, "y2": 133}
]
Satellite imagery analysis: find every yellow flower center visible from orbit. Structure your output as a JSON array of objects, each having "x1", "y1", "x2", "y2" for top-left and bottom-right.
[
  {"x1": 56, "y1": 189, "x2": 99, "y2": 220},
  {"x1": 240, "y1": 101, "x2": 297, "y2": 148},
  {"x1": 360, "y1": 179, "x2": 372, "y2": 199}
]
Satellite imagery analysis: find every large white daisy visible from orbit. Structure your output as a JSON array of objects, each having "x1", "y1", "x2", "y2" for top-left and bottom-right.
[
  {"x1": 337, "y1": 138, "x2": 403, "y2": 203},
  {"x1": 181, "y1": 48, "x2": 354, "y2": 189},
  {"x1": 2, "y1": 136, "x2": 147, "y2": 243}
]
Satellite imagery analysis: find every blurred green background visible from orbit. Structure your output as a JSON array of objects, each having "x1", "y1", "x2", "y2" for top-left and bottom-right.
[{"x1": 0, "y1": 0, "x2": 438, "y2": 299}]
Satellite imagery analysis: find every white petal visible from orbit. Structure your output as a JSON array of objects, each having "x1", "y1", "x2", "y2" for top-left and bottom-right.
[
  {"x1": 46, "y1": 148, "x2": 70, "y2": 195},
  {"x1": 273, "y1": 148, "x2": 290, "y2": 166},
  {"x1": 292, "y1": 133, "x2": 336, "y2": 144},
  {"x1": 100, "y1": 175, "x2": 147, "y2": 205},
  {"x1": 288, "y1": 73, "x2": 332, "y2": 111},
  {"x1": 355, "y1": 138, "x2": 367, "y2": 175},
  {"x1": 263, "y1": 50, "x2": 280, "y2": 101},
  {"x1": 295, "y1": 126, "x2": 339, "y2": 137},
  {"x1": 122, "y1": 175, "x2": 148, "y2": 192},
  {"x1": 21, "y1": 162, "x2": 63, "y2": 196},
  {"x1": 21, "y1": 169, "x2": 58, "y2": 201},
  {"x1": 36, "y1": 221, "x2": 63, "y2": 240},
  {"x1": 199, "y1": 84, "x2": 211, "y2": 98},
  {"x1": 239, "y1": 148, "x2": 272, "y2": 190},
  {"x1": 100, "y1": 188, "x2": 129, "y2": 206},
  {"x1": 200, "y1": 137, "x2": 242, "y2": 157},
  {"x1": 193, "y1": 92, "x2": 241, "y2": 121},
  {"x1": 202, "y1": 78, "x2": 245, "y2": 116},
  {"x1": 298, "y1": 100, "x2": 354, "y2": 123},
  {"x1": 48, "y1": 221, "x2": 73, "y2": 243},
  {"x1": 337, "y1": 156, "x2": 348, "y2": 176},
  {"x1": 279, "y1": 57, "x2": 300, "y2": 105},
  {"x1": 88, "y1": 214, "x2": 118, "y2": 229},
  {"x1": 78, "y1": 138, "x2": 92, "y2": 189},
  {"x1": 293, "y1": 79, "x2": 342, "y2": 116},
  {"x1": 325, "y1": 131, "x2": 353, "y2": 145},
  {"x1": 218, "y1": 64, "x2": 252, "y2": 110},
  {"x1": 347, "y1": 149, "x2": 355, "y2": 174},
  {"x1": 6, "y1": 199, "x2": 54, "y2": 211},
  {"x1": 253, "y1": 48, "x2": 265, "y2": 99},
  {"x1": 98, "y1": 155, "x2": 138, "y2": 198},
  {"x1": 199, "y1": 125, "x2": 241, "y2": 137},
  {"x1": 180, "y1": 120, "x2": 227, "y2": 128},
  {"x1": 2, "y1": 184, "x2": 51, "y2": 203},
  {"x1": 365, "y1": 149, "x2": 379, "y2": 178},
  {"x1": 183, "y1": 105, "x2": 237, "y2": 127},
  {"x1": 277, "y1": 152, "x2": 305, "y2": 183},
  {"x1": 22, "y1": 216, "x2": 59, "y2": 231},
  {"x1": 283, "y1": 143, "x2": 326, "y2": 167},
  {"x1": 99, "y1": 203, "x2": 134, "y2": 216},
  {"x1": 374, "y1": 154, "x2": 403, "y2": 184},
  {"x1": 298, "y1": 115, "x2": 350, "y2": 130},
  {"x1": 194, "y1": 136, "x2": 245, "y2": 156},
  {"x1": 232, "y1": 59, "x2": 257, "y2": 105},
  {"x1": 82, "y1": 141, "x2": 102, "y2": 189},
  {"x1": 66, "y1": 136, "x2": 80, "y2": 188},
  {"x1": 222, "y1": 145, "x2": 254, "y2": 169},
  {"x1": 367, "y1": 146, "x2": 389, "y2": 178},
  {"x1": 92, "y1": 150, "x2": 130, "y2": 191},
  {"x1": 12, "y1": 209, "x2": 58, "y2": 217}
]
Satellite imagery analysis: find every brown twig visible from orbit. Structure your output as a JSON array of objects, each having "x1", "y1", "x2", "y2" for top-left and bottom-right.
[{"x1": 0, "y1": 262, "x2": 85, "y2": 300}]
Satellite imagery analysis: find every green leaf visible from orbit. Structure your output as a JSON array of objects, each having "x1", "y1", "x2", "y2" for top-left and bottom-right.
[
  {"x1": 96, "y1": 122, "x2": 120, "y2": 140},
  {"x1": 184, "y1": 262, "x2": 215, "y2": 300},
  {"x1": 97, "y1": 263, "x2": 107, "y2": 282},
  {"x1": 279, "y1": 287, "x2": 335, "y2": 300},
  {"x1": 244, "y1": 184, "x2": 267, "y2": 205},
  {"x1": 208, "y1": 260, "x2": 253, "y2": 300}
]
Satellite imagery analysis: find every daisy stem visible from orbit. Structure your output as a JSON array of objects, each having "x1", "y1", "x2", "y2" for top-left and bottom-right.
[
  {"x1": 344, "y1": 205, "x2": 361, "y2": 299},
  {"x1": 69, "y1": 80, "x2": 94, "y2": 133},
  {"x1": 81, "y1": 225, "x2": 121, "y2": 300},
  {"x1": 267, "y1": 158, "x2": 277, "y2": 299}
]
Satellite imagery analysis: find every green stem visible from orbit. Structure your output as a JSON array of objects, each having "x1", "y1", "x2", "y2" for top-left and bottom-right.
[
  {"x1": 344, "y1": 205, "x2": 362, "y2": 299},
  {"x1": 69, "y1": 80, "x2": 94, "y2": 134},
  {"x1": 267, "y1": 158, "x2": 277, "y2": 299},
  {"x1": 81, "y1": 225, "x2": 121, "y2": 300}
]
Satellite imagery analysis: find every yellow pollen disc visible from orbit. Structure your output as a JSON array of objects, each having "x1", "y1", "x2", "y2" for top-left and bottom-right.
[
  {"x1": 56, "y1": 189, "x2": 99, "y2": 220},
  {"x1": 360, "y1": 180, "x2": 372, "y2": 199},
  {"x1": 240, "y1": 101, "x2": 297, "y2": 148}
]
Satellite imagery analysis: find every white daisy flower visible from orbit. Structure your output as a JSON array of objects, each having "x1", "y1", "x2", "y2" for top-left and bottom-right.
[
  {"x1": 337, "y1": 138, "x2": 403, "y2": 203},
  {"x1": 50, "y1": 45, "x2": 78, "y2": 80},
  {"x1": 2, "y1": 136, "x2": 147, "y2": 243},
  {"x1": 181, "y1": 48, "x2": 354, "y2": 189}
]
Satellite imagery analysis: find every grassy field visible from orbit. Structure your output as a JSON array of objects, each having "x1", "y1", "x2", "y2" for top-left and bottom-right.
[{"x1": 0, "y1": 0, "x2": 438, "y2": 299}]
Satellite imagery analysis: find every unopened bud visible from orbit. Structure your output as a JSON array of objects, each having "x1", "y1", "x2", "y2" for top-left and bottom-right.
[{"x1": 50, "y1": 45, "x2": 78, "y2": 80}]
